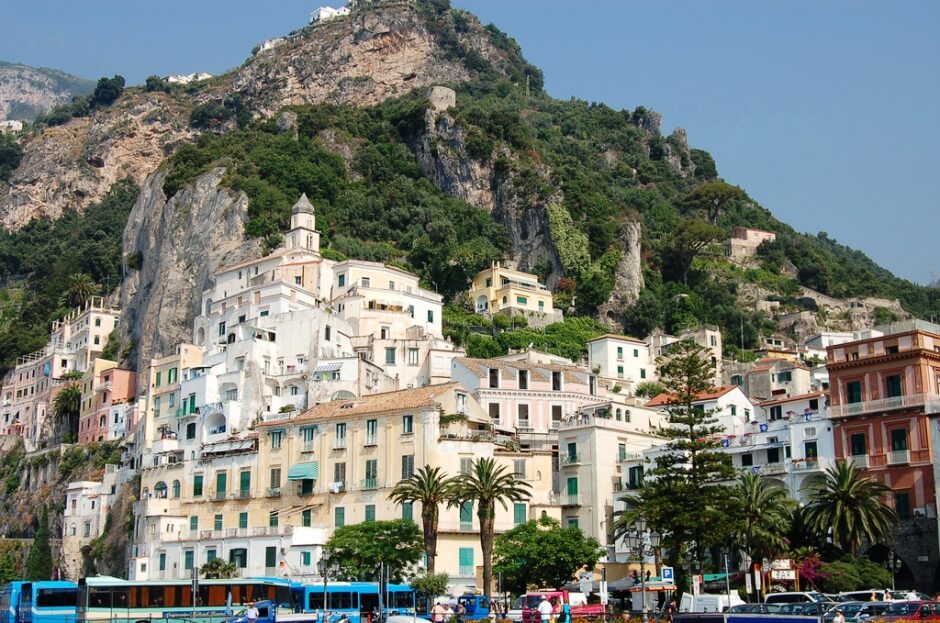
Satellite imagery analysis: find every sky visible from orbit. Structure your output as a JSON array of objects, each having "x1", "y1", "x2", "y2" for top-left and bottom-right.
[{"x1": 1, "y1": 1, "x2": 937, "y2": 284}]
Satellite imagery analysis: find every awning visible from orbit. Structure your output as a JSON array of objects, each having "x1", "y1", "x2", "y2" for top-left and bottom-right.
[
  {"x1": 314, "y1": 362, "x2": 343, "y2": 373},
  {"x1": 287, "y1": 461, "x2": 320, "y2": 480}
]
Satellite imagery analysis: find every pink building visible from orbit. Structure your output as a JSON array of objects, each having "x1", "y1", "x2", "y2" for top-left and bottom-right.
[
  {"x1": 450, "y1": 351, "x2": 605, "y2": 449},
  {"x1": 726, "y1": 227, "x2": 776, "y2": 259},
  {"x1": 78, "y1": 365, "x2": 137, "y2": 444}
]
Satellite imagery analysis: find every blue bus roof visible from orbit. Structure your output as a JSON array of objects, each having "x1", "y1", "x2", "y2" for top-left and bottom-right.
[
  {"x1": 27, "y1": 581, "x2": 77, "y2": 589},
  {"x1": 80, "y1": 576, "x2": 288, "y2": 587}
]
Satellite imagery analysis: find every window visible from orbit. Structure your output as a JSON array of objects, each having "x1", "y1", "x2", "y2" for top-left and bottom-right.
[
  {"x1": 804, "y1": 441, "x2": 818, "y2": 459},
  {"x1": 168, "y1": 392, "x2": 176, "y2": 408},
  {"x1": 302, "y1": 509, "x2": 312, "y2": 527},
  {"x1": 366, "y1": 419, "x2": 378, "y2": 444},
  {"x1": 566, "y1": 477, "x2": 579, "y2": 501},
  {"x1": 324, "y1": 325, "x2": 331, "y2": 341},
  {"x1": 730, "y1": 405, "x2": 737, "y2": 417},
  {"x1": 365, "y1": 505, "x2": 376, "y2": 522},
  {"x1": 891, "y1": 428, "x2": 908, "y2": 451},
  {"x1": 238, "y1": 512, "x2": 248, "y2": 529},
  {"x1": 361, "y1": 277, "x2": 371, "y2": 288},
  {"x1": 459, "y1": 548, "x2": 474, "y2": 577},
  {"x1": 894, "y1": 491, "x2": 911, "y2": 520},
  {"x1": 193, "y1": 475, "x2": 204, "y2": 497},
  {"x1": 618, "y1": 443, "x2": 627, "y2": 462},
  {"x1": 333, "y1": 462, "x2": 346, "y2": 484},
  {"x1": 402, "y1": 414, "x2": 414, "y2": 434},
  {"x1": 338, "y1": 274, "x2": 345, "y2": 287},
  {"x1": 336, "y1": 423, "x2": 346, "y2": 445},
  {"x1": 488, "y1": 403, "x2": 500, "y2": 422},
  {"x1": 640, "y1": 369, "x2": 647, "y2": 380},
  {"x1": 269, "y1": 511, "x2": 279, "y2": 529},
  {"x1": 364, "y1": 459, "x2": 378, "y2": 487},
  {"x1": 239, "y1": 471, "x2": 251, "y2": 497},
  {"x1": 552, "y1": 371, "x2": 562, "y2": 391},
  {"x1": 190, "y1": 516, "x2": 198, "y2": 532},
  {"x1": 566, "y1": 442, "x2": 577, "y2": 462},
  {"x1": 385, "y1": 348, "x2": 396, "y2": 365},
  {"x1": 770, "y1": 405, "x2": 783, "y2": 421},
  {"x1": 460, "y1": 502, "x2": 473, "y2": 530},
  {"x1": 627, "y1": 465, "x2": 644, "y2": 489},
  {"x1": 218, "y1": 322, "x2": 226, "y2": 337},
  {"x1": 551, "y1": 405, "x2": 562, "y2": 427},
  {"x1": 777, "y1": 370, "x2": 792, "y2": 383},
  {"x1": 741, "y1": 453, "x2": 753, "y2": 467},
  {"x1": 168, "y1": 368, "x2": 178, "y2": 384},
  {"x1": 229, "y1": 548, "x2": 247, "y2": 569},
  {"x1": 846, "y1": 380, "x2": 863, "y2": 404},
  {"x1": 617, "y1": 366, "x2": 624, "y2": 378},
  {"x1": 514, "y1": 503, "x2": 527, "y2": 526},
  {"x1": 731, "y1": 375, "x2": 743, "y2": 386},
  {"x1": 518, "y1": 403, "x2": 529, "y2": 426},
  {"x1": 539, "y1": 300, "x2": 545, "y2": 310},
  {"x1": 301, "y1": 551, "x2": 312, "y2": 567},
  {"x1": 154, "y1": 396, "x2": 161, "y2": 413},
  {"x1": 516, "y1": 296, "x2": 527, "y2": 305},
  {"x1": 265, "y1": 546, "x2": 277, "y2": 569},
  {"x1": 270, "y1": 431, "x2": 283, "y2": 449},
  {"x1": 402, "y1": 455, "x2": 415, "y2": 479},
  {"x1": 489, "y1": 368, "x2": 499, "y2": 388},
  {"x1": 850, "y1": 433, "x2": 867, "y2": 456},
  {"x1": 809, "y1": 398, "x2": 819, "y2": 411},
  {"x1": 886, "y1": 374, "x2": 903, "y2": 398},
  {"x1": 402, "y1": 502, "x2": 413, "y2": 521},
  {"x1": 214, "y1": 514, "x2": 223, "y2": 531},
  {"x1": 184, "y1": 550, "x2": 194, "y2": 571},
  {"x1": 270, "y1": 468, "x2": 281, "y2": 489},
  {"x1": 513, "y1": 459, "x2": 526, "y2": 479},
  {"x1": 886, "y1": 345, "x2": 899, "y2": 354},
  {"x1": 518, "y1": 370, "x2": 528, "y2": 390},
  {"x1": 408, "y1": 348, "x2": 419, "y2": 366},
  {"x1": 335, "y1": 507, "x2": 345, "y2": 527},
  {"x1": 172, "y1": 480, "x2": 181, "y2": 498},
  {"x1": 567, "y1": 518, "x2": 579, "y2": 529},
  {"x1": 616, "y1": 347, "x2": 624, "y2": 360},
  {"x1": 460, "y1": 457, "x2": 473, "y2": 475},
  {"x1": 427, "y1": 310, "x2": 434, "y2": 323},
  {"x1": 158, "y1": 552, "x2": 166, "y2": 571},
  {"x1": 767, "y1": 447, "x2": 781, "y2": 463}
]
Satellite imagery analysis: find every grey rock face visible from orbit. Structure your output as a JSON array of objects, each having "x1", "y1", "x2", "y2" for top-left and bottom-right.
[
  {"x1": 119, "y1": 168, "x2": 260, "y2": 379},
  {"x1": 597, "y1": 220, "x2": 644, "y2": 330}
]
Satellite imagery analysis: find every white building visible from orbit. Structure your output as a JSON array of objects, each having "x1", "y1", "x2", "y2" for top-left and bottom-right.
[
  {"x1": 310, "y1": 6, "x2": 350, "y2": 23},
  {"x1": 61, "y1": 465, "x2": 122, "y2": 578},
  {"x1": 586, "y1": 334, "x2": 656, "y2": 392}
]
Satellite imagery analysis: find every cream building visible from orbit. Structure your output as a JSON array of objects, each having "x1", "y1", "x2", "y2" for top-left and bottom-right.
[
  {"x1": 469, "y1": 262, "x2": 561, "y2": 326},
  {"x1": 61, "y1": 465, "x2": 122, "y2": 579},
  {"x1": 586, "y1": 334, "x2": 656, "y2": 393},
  {"x1": 556, "y1": 400, "x2": 667, "y2": 560},
  {"x1": 132, "y1": 383, "x2": 558, "y2": 592}
]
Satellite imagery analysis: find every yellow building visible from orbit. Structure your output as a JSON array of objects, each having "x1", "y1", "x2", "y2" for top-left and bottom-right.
[{"x1": 469, "y1": 262, "x2": 560, "y2": 323}]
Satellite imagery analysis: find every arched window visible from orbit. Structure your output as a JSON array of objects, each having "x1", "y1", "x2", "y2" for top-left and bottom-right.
[
  {"x1": 616, "y1": 408, "x2": 622, "y2": 421},
  {"x1": 172, "y1": 480, "x2": 181, "y2": 498},
  {"x1": 154, "y1": 482, "x2": 168, "y2": 499}
]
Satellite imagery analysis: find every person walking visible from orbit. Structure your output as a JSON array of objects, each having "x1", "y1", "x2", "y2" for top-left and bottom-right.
[
  {"x1": 833, "y1": 609, "x2": 845, "y2": 623},
  {"x1": 245, "y1": 601, "x2": 260, "y2": 623},
  {"x1": 538, "y1": 596, "x2": 553, "y2": 623},
  {"x1": 433, "y1": 601, "x2": 447, "y2": 623}
]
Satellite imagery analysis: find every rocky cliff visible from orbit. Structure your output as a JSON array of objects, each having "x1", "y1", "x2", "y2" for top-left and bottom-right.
[
  {"x1": 0, "y1": 93, "x2": 193, "y2": 227},
  {"x1": 119, "y1": 169, "x2": 260, "y2": 371},
  {"x1": 0, "y1": 61, "x2": 94, "y2": 121}
]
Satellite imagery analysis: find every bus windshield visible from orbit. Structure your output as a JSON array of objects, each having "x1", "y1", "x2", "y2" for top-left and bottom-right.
[{"x1": 37, "y1": 588, "x2": 76, "y2": 608}]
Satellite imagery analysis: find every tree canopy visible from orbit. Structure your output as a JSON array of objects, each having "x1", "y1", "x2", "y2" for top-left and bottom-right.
[{"x1": 324, "y1": 519, "x2": 423, "y2": 582}]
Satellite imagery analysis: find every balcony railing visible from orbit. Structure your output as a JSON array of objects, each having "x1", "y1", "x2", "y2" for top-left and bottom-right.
[
  {"x1": 333, "y1": 439, "x2": 347, "y2": 450},
  {"x1": 562, "y1": 494, "x2": 582, "y2": 506},
  {"x1": 458, "y1": 565, "x2": 475, "y2": 577},
  {"x1": 232, "y1": 489, "x2": 251, "y2": 500},
  {"x1": 760, "y1": 463, "x2": 787, "y2": 476},
  {"x1": 361, "y1": 478, "x2": 379, "y2": 490},
  {"x1": 829, "y1": 393, "x2": 940, "y2": 418},
  {"x1": 213, "y1": 490, "x2": 227, "y2": 501},
  {"x1": 791, "y1": 459, "x2": 821, "y2": 472},
  {"x1": 266, "y1": 487, "x2": 281, "y2": 498},
  {"x1": 560, "y1": 453, "x2": 581, "y2": 466},
  {"x1": 302, "y1": 440, "x2": 316, "y2": 453},
  {"x1": 364, "y1": 435, "x2": 378, "y2": 446},
  {"x1": 850, "y1": 454, "x2": 870, "y2": 469},
  {"x1": 460, "y1": 521, "x2": 473, "y2": 532},
  {"x1": 889, "y1": 449, "x2": 910, "y2": 465}
]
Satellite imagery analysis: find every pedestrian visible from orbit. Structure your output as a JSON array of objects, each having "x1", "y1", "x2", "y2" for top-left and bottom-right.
[
  {"x1": 833, "y1": 609, "x2": 845, "y2": 623},
  {"x1": 456, "y1": 601, "x2": 468, "y2": 623},
  {"x1": 538, "y1": 596, "x2": 553, "y2": 623},
  {"x1": 444, "y1": 603, "x2": 455, "y2": 621},
  {"x1": 246, "y1": 601, "x2": 259, "y2": 623},
  {"x1": 560, "y1": 600, "x2": 571, "y2": 623},
  {"x1": 433, "y1": 601, "x2": 447, "y2": 623},
  {"x1": 870, "y1": 592, "x2": 878, "y2": 602}
]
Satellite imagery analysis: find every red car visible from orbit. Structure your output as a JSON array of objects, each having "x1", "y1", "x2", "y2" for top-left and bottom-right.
[
  {"x1": 521, "y1": 591, "x2": 605, "y2": 623},
  {"x1": 870, "y1": 601, "x2": 940, "y2": 622}
]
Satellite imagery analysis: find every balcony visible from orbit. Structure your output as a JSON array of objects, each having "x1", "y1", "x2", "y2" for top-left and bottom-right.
[
  {"x1": 560, "y1": 453, "x2": 581, "y2": 466},
  {"x1": 889, "y1": 449, "x2": 910, "y2": 465},
  {"x1": 760, "y1": 463, "x2": 787, "y2": 476},
  {"x1": 791, "y1": 458, "x2": 821, "y2": 473},
  {"x1": 850, "y1": 454, "x2": 870, "y2": 469},
  {"x1": 829, "y1": 393, "x2": 940, "y2": 418},
  {"x1": 458, "y1": 565, "x2": 475, "y2": 577},
  {"x1": 213, "y1": 490, "x2": 228, "y2": 501},
  {"x1": 266, "y1": 487, "x2": 282, "y2": 498},
  {"x1": 364, "y1": 435, "x2": 378, "y2": 446},
  {"x1": 333, "y1": 439, "x2": 347, "y2": 450},
  {"x1": 301, "y1": 440, "x2": 316, "y2": 453},
  {"x1": 231, "y1": 489, "x2": 251, "y2": 500},
  {"x1": 361, "y1": 478, "x2": 379, "y2": 490},
  {"x1": 561, "y1": 494, "x2": 582, "y2": 506},
  {"x1": 460, "y1": 521, "x2": 473, "y2": 532}
]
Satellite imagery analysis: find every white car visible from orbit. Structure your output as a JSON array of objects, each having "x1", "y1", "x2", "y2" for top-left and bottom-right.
[{"x1": 507, "y1": 596, "x2": 524, "y2": 622}]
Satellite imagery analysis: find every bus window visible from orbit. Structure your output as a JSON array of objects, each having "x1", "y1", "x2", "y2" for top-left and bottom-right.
[
  {"x1": 112, "y1": 587, "x2": 129, "y2": 608},
  {"x1": 392, "y1": 592, "x2": 415, "y2": 609},
  {"x1": 308, "y1": 592, "x2": 325, "y2": 611},
  {"x1": 332, "y1": 592, "x2": 354, "y2": 610},
  {"x1": 360, "y1": 594, "x2": 379, "y2": 614},
  {"x1": 89, "y1": 587, "x2": 111, "y2": 608},
  {"x1": 37, "y1": 588, "x2": 76, "y2": 608},
  {"x1": 276, "y1": 586, "x2": 293, "y2": 608}
]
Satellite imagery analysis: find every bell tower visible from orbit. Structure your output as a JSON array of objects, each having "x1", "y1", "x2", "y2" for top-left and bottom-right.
[{"x1": 286, "y1": 193, "x2": 320, "y2": 252}]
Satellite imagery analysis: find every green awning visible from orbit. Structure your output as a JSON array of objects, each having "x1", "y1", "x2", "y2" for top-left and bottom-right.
[
  {"x1": 703, "y1": 573, "x2": 728, "y2": 582},
  {"x1": 287, "y1": 462, "x2": 319, "y2": 480}
]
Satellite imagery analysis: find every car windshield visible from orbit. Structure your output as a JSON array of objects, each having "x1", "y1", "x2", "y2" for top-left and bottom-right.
[
  {"x1": 512, "y1": 597, "x2": 523, "y2": 609},
  {"x1": 886, "y1": 603, "x2": 921, "y2": 615}
]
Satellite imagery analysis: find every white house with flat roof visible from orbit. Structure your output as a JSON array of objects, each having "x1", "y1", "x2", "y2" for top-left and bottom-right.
[{"x1": 586, "y1": 334, "x2": 656, "y2": 392}]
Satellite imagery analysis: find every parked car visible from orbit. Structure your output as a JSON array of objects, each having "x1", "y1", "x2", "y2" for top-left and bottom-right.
[
  {"x1": 726, "y1": 604, "x2": 781, "y2": 614},
  {"x1": 871, "y1": 601, "x2": 940, "y2": 622},
  {"x1": 765, "y1": 592, "x2": 832, "y2": 604},
  {"x1": 506, "y1": 596, "x2": 524, "y2": 623},
  {"x1": 521, "y1": 591, "x2": 603, "y2": 623},
  {"x1": 857, "y1": 602, "x2": 892, "y2": 621}
]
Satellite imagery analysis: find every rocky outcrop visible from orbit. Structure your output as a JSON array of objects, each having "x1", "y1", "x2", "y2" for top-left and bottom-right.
[
  {"x1": 231, "y1": 3, "x2": 507, "y2": 114},
  {"x1": 0, "y1": 93, "x2": 193, "y2": 228},
  {"x1": 0, "y1": 62, "x2": 93, "y2": 121},
  {"x1": 119, "y1": 168, "x2": 260, "y2": 374},
  {"x1": 597, "y1": 221, "x2": 644, "y2": 329},
  {"x1": 411, "y1": 96, "x2": 564, "y2": 282}
]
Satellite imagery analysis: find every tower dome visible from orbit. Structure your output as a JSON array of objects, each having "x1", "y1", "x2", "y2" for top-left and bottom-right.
[{"x1": 291, "y1": 193, "x2": 315, "y2": 215}]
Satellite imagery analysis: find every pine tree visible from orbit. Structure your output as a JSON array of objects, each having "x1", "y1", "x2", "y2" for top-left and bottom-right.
[{"x1": 25, "y1": 507, "x2": 53, "y2": 580}]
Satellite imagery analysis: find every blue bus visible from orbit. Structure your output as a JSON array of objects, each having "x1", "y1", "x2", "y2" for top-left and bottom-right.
[
  {"x1": 291, "y1": 582, "x2": 416, "y2": 623},
  {"x1": 76, "y1": 575, "x2": 296, "y2": 622},
  {"x1": 0, "y1": 581, "x2": 77, "y2": 623}
]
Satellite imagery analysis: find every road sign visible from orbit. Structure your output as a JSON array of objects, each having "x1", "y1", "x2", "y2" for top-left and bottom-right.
[{"x1": 661, "y1": 566, "x2": 674, "y2": 583}]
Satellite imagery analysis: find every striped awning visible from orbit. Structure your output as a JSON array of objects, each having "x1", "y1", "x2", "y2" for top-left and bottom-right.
[
  {"x1": 287, "y1": 461, "x2": 320, "y2": 480},
  {"x1": 314, "y1": 362, "x2": 343, "y2": 373}
]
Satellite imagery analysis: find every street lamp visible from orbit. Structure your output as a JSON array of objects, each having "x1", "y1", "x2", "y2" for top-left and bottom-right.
[
  {"x1": 883, "y1": 552, "x2": 902, "y2": 592},
  {"x1": 318, "y1": 559, "x2": 339, "y2": 623},
  {"x1": 623, "y1": 519, "x2": 661, "y2": 623}
]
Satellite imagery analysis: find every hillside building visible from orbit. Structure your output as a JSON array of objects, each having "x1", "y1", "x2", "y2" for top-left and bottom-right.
[
  {"x1": 586, "y1": 334, "x2": 656, "y2": 393},
  {"x1": 469, "y1": 262, "x2": 562, "y2": 327}
]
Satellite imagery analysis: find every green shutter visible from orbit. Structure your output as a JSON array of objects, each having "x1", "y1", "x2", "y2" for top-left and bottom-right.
[
  {"x1": 184, "y1": 550, "x2": 194, "y2": 570},
  {"x1": 365, "y1": 504, "x2": 375, "y2": 522},
  {"x1": 189, "y1": 516, "x2": 198, "y2": 531},
  {"x1": 239, "y1": 512, "x2": 248, "y2": 529},
  {"x1": 302, "y1": 509, "x2": 312, "y2": 527},
  {"x1": 214, "y1": 514, "x2": 223, "y2": 531},
  {"x1": 335, "y1": 507, "x2": 345, "y2": 527},
  {"x1": 216, "y1": 472, "x2": 227, "y2": 494},
  {"x1": 193, "y1": 475, "x2": 203, "y2": 497},
  {"x1": 402, "y1": 502, "x2": 413, "y2": 521},
  {"x1": 460, "y1": 502, "x2": 473, "y2": 523},
  {"x1": 206, "y1": 549, "x2": 217, "y2": 562},
  {"x1": 567, "y1": 477, "x2": 578, "y2": 495},
  {"x1": 240, "y1": 471, "x2": 251, "y2": 493},
  {"x1": 459, "y1": 548, "x2": 474, "y2": 567},
  {"x1": 513, "y1": 503, "x2": 526, "y2": 526},
  {"x1": 265, "y1": 546, "x2": 277, "y2": 568}
]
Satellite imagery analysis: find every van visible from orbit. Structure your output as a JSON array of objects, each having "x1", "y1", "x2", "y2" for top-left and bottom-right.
[{"x1": 765, "y1": 592, "x2": 830, "y2": 604}]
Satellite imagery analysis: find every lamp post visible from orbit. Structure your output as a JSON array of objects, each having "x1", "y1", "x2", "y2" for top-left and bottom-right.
[
  {"x1": 318, "y1": 559, "x2": 338, "y2": 623},
  {"x1": 883, "y1": 552, "x2": 902, "y2": 592},
  {"x1": 623, "y1": 517, "x2": 661, "y2": 623}
]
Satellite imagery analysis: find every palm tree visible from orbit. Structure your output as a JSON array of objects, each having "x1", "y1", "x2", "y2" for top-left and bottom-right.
[
  {"x1": 803, "y1": 460, "x2": 899, "y2": 554},
  {"x1": 733, "y1": 472, "x2": 794, "y2": 565},
  {"x1": 62, "y1": 273, "x2": 99, "y2": 308},
  {"x1": 389, "y1": 465, "x2": 454, "y2": 574},
  {"x1": 449, "y1": 457, "x2": 531, "y2": 598},
  {"x1": 52, "y1": 382, "x2": 83, "y2": 440},
  {"x1": 201, "y1": 557, "x2": 239, "y2": 579}
]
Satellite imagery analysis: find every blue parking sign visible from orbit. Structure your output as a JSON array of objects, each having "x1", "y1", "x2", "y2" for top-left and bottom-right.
[{"x1": 661, "y1": 566, "x2": 674, "y2": 582}]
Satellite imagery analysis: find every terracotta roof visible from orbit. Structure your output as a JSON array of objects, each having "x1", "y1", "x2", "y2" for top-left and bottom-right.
[
  {"x1": 586, "y1": 334, "x2": 647, "y2": 345},
  {"x1": 645, "y1": 385, "x2": 738, "y2": 408},
  {"x1": 758, "y1": 391, "x2": 826, "y2": 408},
  {"x1": 258, "y1": 382, "x2": 460, "y2": 426}
]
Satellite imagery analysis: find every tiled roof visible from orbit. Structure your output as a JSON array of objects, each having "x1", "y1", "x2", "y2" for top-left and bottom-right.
[
  {"x1": 455, "y1": 357, "x2": 586, "y2": 378},
  {"x1": 758, "y1": 391, "x2": 826, "y2": 408},
  {"x1": 258, "y1": 382, "x2": 460, "y2": 426},
  {"x1": 645, "y1": 385, "x2": 738, "y2": 408}
]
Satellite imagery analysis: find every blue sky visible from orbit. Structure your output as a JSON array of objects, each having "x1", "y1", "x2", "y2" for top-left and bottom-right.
[{"x1": 2, "y1": 1, "x2": 937, "y2": 284}]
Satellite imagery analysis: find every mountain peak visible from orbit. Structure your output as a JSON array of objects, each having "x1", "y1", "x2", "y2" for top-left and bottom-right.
[{"x1": 0, "y1": 61, "x2": 94, "y2": 121}]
